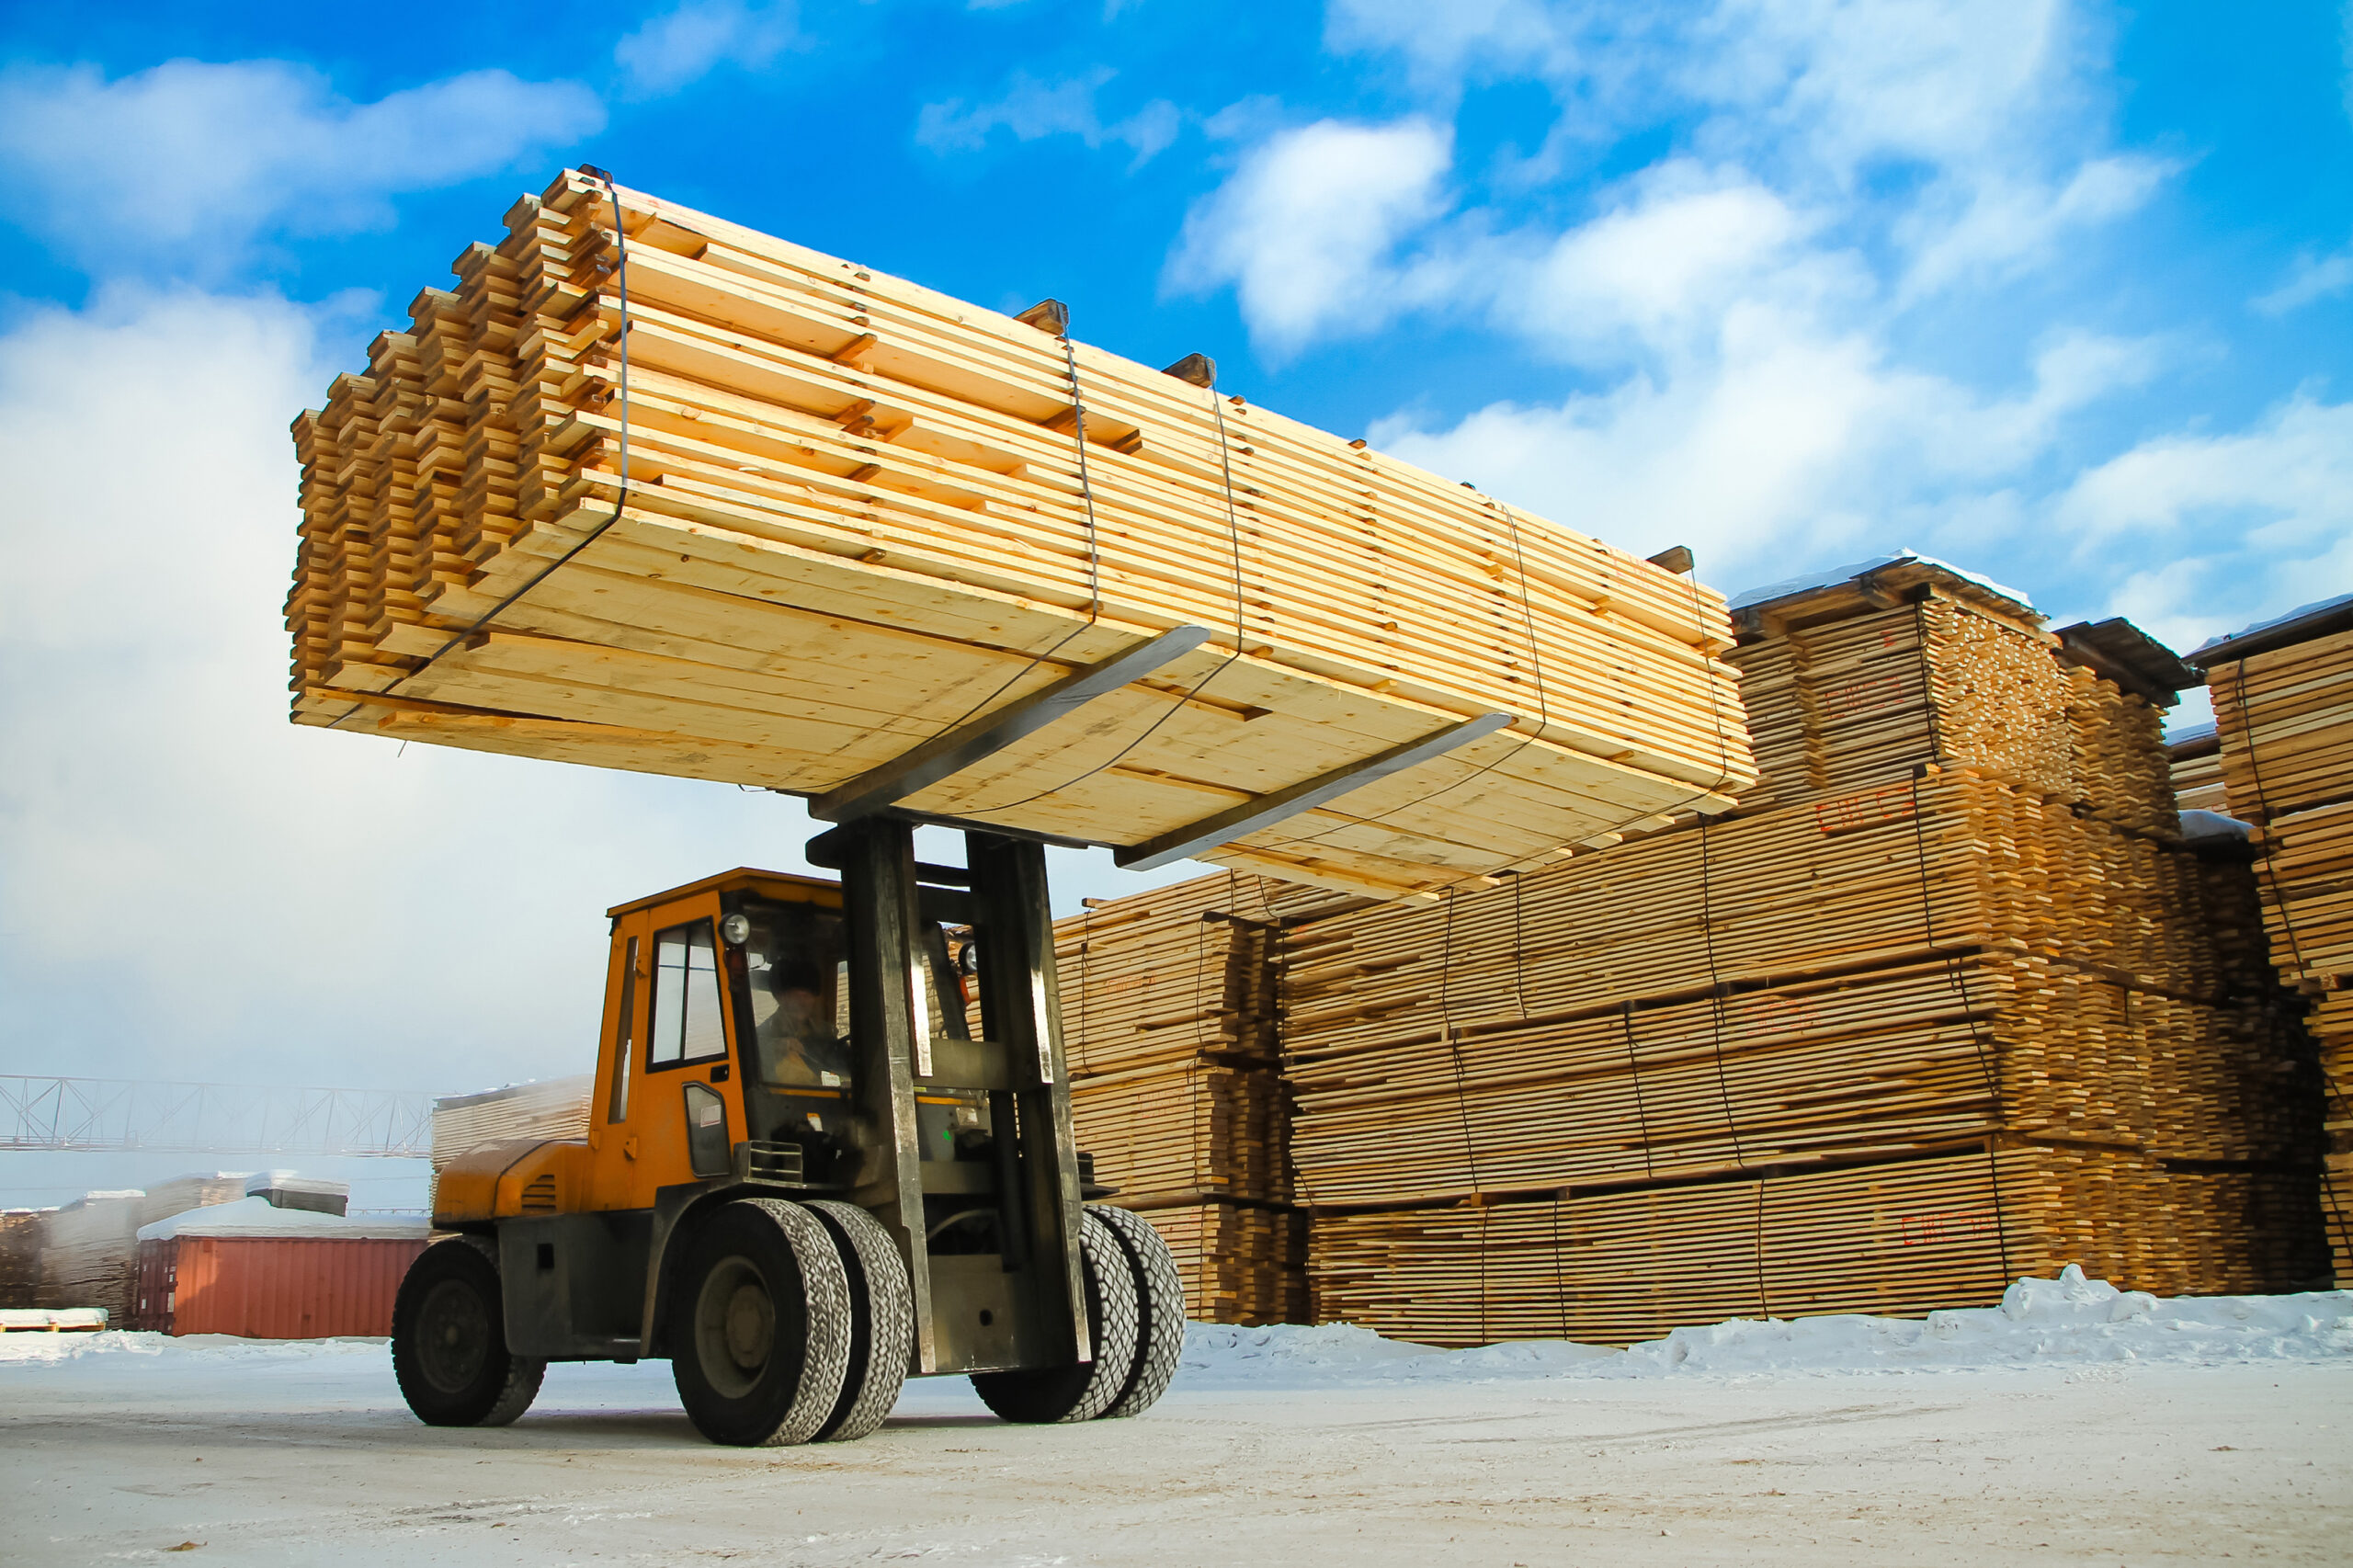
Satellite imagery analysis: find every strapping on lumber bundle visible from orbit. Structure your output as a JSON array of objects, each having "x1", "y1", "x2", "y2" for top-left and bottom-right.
[
  {"x1": 1307, "y1": 1142, "x2": 2326, "y2": 1347},
  {"x1": 287, "y1": 169, "x2": 1754, "y2": 900},
  {"x1": 2191, "y1": 603, "x2": 2353, "y2": 1279}
]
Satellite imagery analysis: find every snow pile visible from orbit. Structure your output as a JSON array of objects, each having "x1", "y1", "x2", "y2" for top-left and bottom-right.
[
  {"x1": 0, "y1": 1330, "x2": 388, "y2": 1367},
  {"x1": 1180, "y1": 1268, "x2": 2353, "y2": 1385}
]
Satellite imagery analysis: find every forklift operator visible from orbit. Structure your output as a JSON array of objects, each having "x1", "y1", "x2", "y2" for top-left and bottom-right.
[{"x1": 754, "y1": 958, "x2": 851, "y2": 1087}]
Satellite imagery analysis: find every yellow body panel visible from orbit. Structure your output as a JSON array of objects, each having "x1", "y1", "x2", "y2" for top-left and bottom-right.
[{"x1": 433, "y1": 1139, "x2": 591, "y2": 1223}]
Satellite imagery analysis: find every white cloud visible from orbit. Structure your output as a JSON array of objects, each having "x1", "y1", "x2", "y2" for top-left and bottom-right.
[
  {"x1": 0, "y1": 60, "x2": 602, "y2": 272},
  {"x1": 1502, "y1": 165, "x2": 1824, "y2": 359},
  {"x1": 2053, "y1": 394, "x2": 2353, "y2": 649},
  {"x1": 915, "y1": 69, "x2": 1180, "y2": 166},
  {"x1": 614, "y1": 0, "x2": 801, "y2": 97},
  {"x1": 2253, "y1": 240, "x2": 2353, "y2": 315},
  {"x1": 1165, "y1": 118, "x2": 1455, "y2": 356},
  {"x1": 1369, "y1": 312, "x2": 2152, "y2": 590}
]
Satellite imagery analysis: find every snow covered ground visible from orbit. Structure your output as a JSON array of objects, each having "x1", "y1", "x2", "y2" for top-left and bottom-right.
[{"x1": 4, "y1": 1270, "x2": 2349, "y2": 1565}]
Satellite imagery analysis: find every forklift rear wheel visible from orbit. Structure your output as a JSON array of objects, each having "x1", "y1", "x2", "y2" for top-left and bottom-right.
[
  {"x1": 1088, "y1": 1204, "x2": 1187, "y2": 1419},
  {"x1": 969, "y1": 1208, "x2": 1139, "y2": 1423},
  {"x1": 670, "y1": 1199, "x2": 854, "y2": 1446},
  {"x1": 803, "y1": 1200, "x2": 913, "y2": 1442},
  {"x1": 391, "y1": 1237, "x2": 545, "y2": 1427}
]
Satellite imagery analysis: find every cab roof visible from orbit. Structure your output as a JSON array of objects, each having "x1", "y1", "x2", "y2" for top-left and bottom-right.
[{"x1": 607, "y1": 866, "x2": 841, "y2": 919}]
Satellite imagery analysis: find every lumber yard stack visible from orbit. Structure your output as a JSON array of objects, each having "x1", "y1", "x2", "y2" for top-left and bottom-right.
[
  {"x1": 2169, "y1": 723, "x2": 2228, "y2": 815},
  {"x1": 1, "y1": 1177, "x2": 249, "y2": 1322},
  {"x1": 287, "y1": 169, "x2": 1754, "y2": 902},
  {"x1": 2188, "y1": 595, "x2": 2353, "y2": 1278},
  {"x1": 1284, "y1": 557, "x2": 2325, "y2": 1346},
  {"x1": 1058, "y1": 872, "x2": 1303, "y2": 1324}
]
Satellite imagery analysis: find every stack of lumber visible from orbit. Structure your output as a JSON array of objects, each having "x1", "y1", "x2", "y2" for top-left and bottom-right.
[
  {"x1": 1725, "y1": 563, "x2": 2178, "y2": 837},
  {"x1": 2192, "y1": 600, "x2": 2353, "y2": 1279},
  {"x1": 1310, "y1": 1141, "x2": 2320, "y2": 1346},
  {"x1": 0, "y1": 1210, "x2": 47, "y2": 1309},
  {"x1": 1284, "y1": 562, "x2": 2323, "y2": 1344},
  {"x1": 430, "y1": 1076, "x2": 595, "y2": 1187},
  {"x1": 21, "y1": 1177, "x2": 249, "y2": 1324},
  {"x1": 2169, "y1": 726, "x2": 2229, "y2": 815},
  {"x1": 1060, "y1": 871, "x2": 1302, "y2": 1323},
  {"x1": 286, "y1": 169, "x2": 1753, "y2": 901}
]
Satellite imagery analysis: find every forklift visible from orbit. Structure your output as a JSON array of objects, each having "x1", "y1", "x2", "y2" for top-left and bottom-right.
[{"x1": 392, "y1": 818, "x2": 1187, "y2": 1445}]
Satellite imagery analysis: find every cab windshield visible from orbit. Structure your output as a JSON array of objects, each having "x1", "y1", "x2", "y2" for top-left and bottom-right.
[{"x1": 733, "y1": 901, "x2": 851, "y2": 1089}]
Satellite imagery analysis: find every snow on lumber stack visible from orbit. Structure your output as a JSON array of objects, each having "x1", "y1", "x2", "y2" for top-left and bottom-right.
[
  {"x1": 287, "y1": 168, "x2": 1753, "y2": 899},
  {"x1": 2188, "y1": 597, "x2": 2353, "y2": 1280}
]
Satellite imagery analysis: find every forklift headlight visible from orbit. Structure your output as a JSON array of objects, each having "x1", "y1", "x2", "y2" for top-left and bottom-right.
[{"x1": 720, "y1": 913, "x2": 751, "y2": 946}]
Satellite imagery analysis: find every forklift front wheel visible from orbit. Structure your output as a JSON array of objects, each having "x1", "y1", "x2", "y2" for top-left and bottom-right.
[
  {"x1": 969, "y1": 1209, "x2": 1140, "y2": 1424},
  {"x1": 391, "y1": 1237, "x2": 545, "y2": 1427},
  {"x1": 670, "y1": 1199, "x2": 855, "y2": 1446}
]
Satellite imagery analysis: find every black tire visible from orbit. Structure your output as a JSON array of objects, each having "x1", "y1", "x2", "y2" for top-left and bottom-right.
[
  {"x1": 969, "y1": 1209, "x2": 1139, "y2": 1424},
  {"x1": 1090, "y1": 1204, "x2": 1186, "y2": 1419},
  {"x1": 391, "y1": 1236, "x2": 545, "y2": 1427},
  {"x1": 803, "y1": 1200, "x2": 912, "y2": 1442},
  {"x1": 669, "y1": 1199, "x2": 853, "y2": 1447}
]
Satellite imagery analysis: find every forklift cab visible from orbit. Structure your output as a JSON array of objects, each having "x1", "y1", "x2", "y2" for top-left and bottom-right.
[{"x1": 592, "y1": 869, "x2": 990, "y2": 1214}]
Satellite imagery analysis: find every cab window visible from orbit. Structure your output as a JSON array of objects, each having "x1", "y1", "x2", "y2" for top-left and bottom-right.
[
  {"x1": 732, "y1": 902, "x2": 851, "y2": 1089},
  {"x1": 649, "y1": 920, "x2": 727, "y2": 1068}
]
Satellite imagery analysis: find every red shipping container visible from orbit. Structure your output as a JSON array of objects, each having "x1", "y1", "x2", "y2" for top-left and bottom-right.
[{"x1": 134, "y1": 1226, "x2": 429, "y2": 1338}]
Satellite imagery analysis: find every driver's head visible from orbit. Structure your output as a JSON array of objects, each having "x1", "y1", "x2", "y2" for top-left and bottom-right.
[{"x1": 768, "y1": 959, "x2": 826, "y2": 997}]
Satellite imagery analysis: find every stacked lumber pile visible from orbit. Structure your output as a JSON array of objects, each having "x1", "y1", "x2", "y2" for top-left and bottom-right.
[
  {"x1": 1060, "y1": 872, "x2": 1303, "y2": 1324},
  {"x1": 1290, "y1": 562, "x2": 2324, "y2": 1345},
  {"x1": 23, "y1": 1177, "x2": 249, "y2": 1323},
  {"x1": 430, "y1": 1075, "x2": 595, "y2": 1184},
  {"x1": 1725, "y1": 561, "x2": 2178, "y2": 837},
  {"x1": 2169, "y1": 725, "x2": 2229, "y2": 815},
  {"x1": 286, "y1": 169, "x2": 1753, "y2": 901},
  {"x1": 0, "y1": 1210, "x2": 47, "y2": 1309},
  {"x1": 2191, "y1": 598, "x2": 2353, "y2": 1279}
]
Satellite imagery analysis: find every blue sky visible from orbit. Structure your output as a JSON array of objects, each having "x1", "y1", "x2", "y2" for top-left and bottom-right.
[{"x1": 0, "y1": 1, "x2": 2348, "y2": 1199}]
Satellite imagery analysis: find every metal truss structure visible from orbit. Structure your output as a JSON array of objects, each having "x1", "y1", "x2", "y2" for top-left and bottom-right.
[{"x1": 0, "y1": 1076, "x2": 432, "y2": 1158}]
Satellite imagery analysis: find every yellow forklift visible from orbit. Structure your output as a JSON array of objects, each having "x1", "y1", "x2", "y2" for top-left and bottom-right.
[{"x1": 393, "y1": 818, "x2": 1186, "y2": 1445}]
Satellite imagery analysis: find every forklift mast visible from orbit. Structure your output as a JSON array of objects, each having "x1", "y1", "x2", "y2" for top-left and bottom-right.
[{"x1": 821, "y1": 818, "x2": 1091, "y2": 1376}]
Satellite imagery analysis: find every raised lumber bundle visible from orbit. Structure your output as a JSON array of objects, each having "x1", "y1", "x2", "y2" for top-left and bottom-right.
[
  {"x1": 2190, "y1": 597, "x2": 2353, "y2": 1279},
  {"x1": 287, "y1": 170, "x2": 1753, "y2": 901},
  {"x1": 1725, "y1": 559, "x2": 2179, "y2": 837},
  {"x1": 1283, "y1": 563, "x2": 2325, "y2": 1344},
  {"x1": 1308, "y1": 1142, "x2": 2320, "y2": 1346}
]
